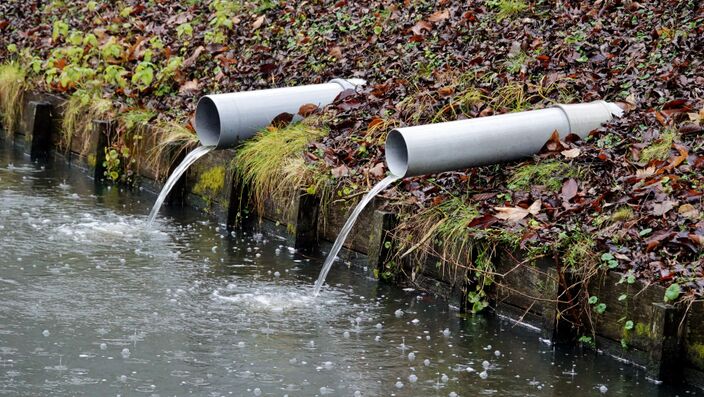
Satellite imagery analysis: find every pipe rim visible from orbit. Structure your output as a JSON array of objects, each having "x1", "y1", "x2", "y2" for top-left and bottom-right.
[
  {"x1": 195, "y1": 96, "x2": 221, "y2": 147},
  {"x1": 385, "y1": 129, "x2": 408, "y2": 178}
]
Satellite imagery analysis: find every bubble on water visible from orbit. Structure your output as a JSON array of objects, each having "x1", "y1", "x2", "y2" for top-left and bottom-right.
[
  {"x1": 374, "y1": 336, "x2": 381, "y2": 342},
  {"x1": 426, "y1": 335, "x2": 431, "y2": 341},
  {"x1": 211, "y1": 246, "x2": 217, "y2": 253},
  {"x1": 408, "y1": 352, "x2": 415, "y2": 361},
  {"x1": 441, "y1": 374, "x2": 449, "y2": 383},
  {"x1": 42, "y1": 330, "x2": 50, "y2": 337},
  {"x1": 466, "y1": 366, "x2": 475, "y2": 373},
  {"x1": 354, "y1": 391, "x2": 362, "y2": 397},
  {"x1": 323, "y1": 361, "x2": 333, "y2": 370},
  {"x1": 449, "y1": 392, "x2": 458, "y2": 397},
  {"x1": 375, "y1": 323, "x2": 383, "y2": 329},
  {"x1": 255, "y1": 253, "x2": 261, "y2": 258},
  {"x1": 343, "y1": 331, "x2": 350, "y2": 338},
  {"x1": 423, "y1": 359, "x2": 430, "y2": 366},
  {"x1": 238, "y1": 342, "x2": 245, "y2": 348},
  {"x1": 494, "y1": 350, "x2": 501, "y2": 357},
  {"x1": 479, "y1": 371, "x2": 488, "y2": 380},
  {"x1": 320, "y1": 386, "x2": 334, "y2": 395},
  {"x1": 408, "y1": 374, "x2": 417, "y2": 383},
  {"x1": 253, "y1": 388, "x2": 262, "y2": 396},
  {"x1": 289, "y1": 358, "x2": 297, "y2": 364},
  {"x1": 442, "y1": 328, "x2": 451, "y2": 337},
  {"x1": 394, "y1": 309, "x2": 403, "y2": 317},
  {"x1": 599, "y1": 385, "x2": 608, "y2": 394},
  {"x1": 121, "y1": 348, "x2": 130, "y2": 358},
  {"x1": 274, "y1": 271, "x2": 280, "y2": 277},
  {"x1": 482, "y1": 360, "x2": 490, "y2": 369},
  {"x1": 100, "y1": 343, "x2": 107, "y2": 350},
  {"x1": 395, "y1": 381, "x2": 404, "y2": 389},
  {"x1": 308, "y1": 341, "x2": 315, "y2": 348},
  {"x1": 411, "y1": 319, "x2": 419, "y2": 325},
  {"x1": 120, "y1": 375, "x2": 127, "y2": 382}
]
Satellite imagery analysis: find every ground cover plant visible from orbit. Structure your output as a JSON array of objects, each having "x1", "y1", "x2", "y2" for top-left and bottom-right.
[{"x1": 0, "y1": 0, "x2": 702, "y2": 339}]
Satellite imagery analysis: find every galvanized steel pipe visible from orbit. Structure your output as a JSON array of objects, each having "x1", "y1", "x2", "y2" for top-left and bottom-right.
[
  {"x1": 195, "y1": 78, "x2": 366, "y2": 148},
  {"x1": 385, "y1": 101, "x2": 623, "y2": 178}
]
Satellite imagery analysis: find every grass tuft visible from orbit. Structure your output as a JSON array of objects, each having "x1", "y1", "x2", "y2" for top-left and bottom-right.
[
  {"x1": 508, "y1": 160, "x2": 578, "y2": 192},
  {"x1": 610, "y1": 206, "x2": 634, "y2": 222},
  {"x1": 146, "y1": 118, "x2": 199, "y2": 180},
  {"x1": 640, "y1": 129, "x2": 676, "y2": 162},
  {"x1": 491, "y1": 0, "x2": 529, "y2": 22},
  {"x1": 61, "y1": 89, "x2": 112, "y2": 153},
  {"x1": 233, "y1": 119, "x2": 329, "y2": 219},
  {"x1": 0, "y1": 63, "x2": 26, "y2": 135}
]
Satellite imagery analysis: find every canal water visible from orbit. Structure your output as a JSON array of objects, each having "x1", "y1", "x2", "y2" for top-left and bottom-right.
[{"x1": 0, "y1": 142, "x2": 695, "y2": 396}]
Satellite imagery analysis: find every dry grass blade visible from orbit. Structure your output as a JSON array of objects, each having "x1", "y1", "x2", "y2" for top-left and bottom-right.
[{"x1": 0, "y1": 62, "x2": 26, "y2": 135}]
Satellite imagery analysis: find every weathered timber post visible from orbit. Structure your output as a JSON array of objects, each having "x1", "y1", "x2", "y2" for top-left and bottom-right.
[
  {"x1": 367, "y1": 210, "x2": 398, "y2": 271},
  {"x1": 24, "y1": 102, "x2": 53, "y2": 161},
  {"x1": 648, "y1": 302, "x2": 684, "y2": 383},
  {"x1": 293, "y1": 193, "x2": 320, "y2": 252},
  {"x1": 90, "y1": 120, "x2": 114, "y2": 181}
]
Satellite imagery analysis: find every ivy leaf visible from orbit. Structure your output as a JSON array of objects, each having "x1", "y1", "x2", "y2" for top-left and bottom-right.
[
  {"x1": 588, "y1": 296, "x2": 598, "y2": 305},
  {"x1": 624, "y1": 320, "x2": 634, "y2": 330},
  {"x1": 664, "y1": 283, "x2": 681, "y2": 302},
  {"x1": 595, "y1": 303, "x2": 607, "y2": 314}
]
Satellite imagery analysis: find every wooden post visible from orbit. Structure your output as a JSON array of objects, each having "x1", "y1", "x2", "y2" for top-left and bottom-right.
[
  {"x1": 90, "y1": 120, "x2": 113, "y2": 181},
  {"x1": 24, "y1": 102, "x2": 53, "y2": 161},
  {"x1": 293, "y1": 193, "x2": 320, "y2": 252},
  {"x1": 226, "y1": 172, "x2": 249, "y2": 230},
  {"x1": 648, "y1": 302, "x2": 684, "y2": 382},
  {"x1": 163, "y1": 143, "x2": 190, "y2": 206},
  {"x1": 367, "y1": 210, "x2": 397, "y2": 270}
]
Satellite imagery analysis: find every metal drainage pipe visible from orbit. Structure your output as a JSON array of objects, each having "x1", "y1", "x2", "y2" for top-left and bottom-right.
[
  {"x1": 195, "y1": 78, "x2": 366, "y2": 148},
  {"x1": 385, "y1": 101, "x2": 623, "y2": 178}
]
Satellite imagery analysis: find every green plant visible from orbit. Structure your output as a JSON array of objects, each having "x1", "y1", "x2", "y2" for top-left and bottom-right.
[
  {"x1": 0, "y1": 63, "x2": 26, "y2": 134},
  {"x1": 103, "y1": 65, "x2": 128, "y2": 88},
  {"x1": 103, "y1": 146, "x2": 131, "y2": 182},
  {"x1": 52, "y1": 20, "x2": 69, "y2": 41},
  {"x1": 132, "y1": 61, "x2": 155, "y2": 91},
  {"x1": 176, "y1": 23, "x2": 194, "y2": 39}
]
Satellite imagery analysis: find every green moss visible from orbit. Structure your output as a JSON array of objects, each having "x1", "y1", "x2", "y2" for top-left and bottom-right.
[
  {"x1": 508, "y1": 160, "x2": 578, "y2": 192},
  {"x1": 635, "y1": 322, "x2": 651, "y2": 338},
  {"x1": 641, "y1": 129, "x2": 676, "y2": 162},
  {"x1": 688, "y1": 343, "x2": 704, "y2": 369},
  {"x1": 193, "y1": 166, "x2": 225, "y2": 203}
]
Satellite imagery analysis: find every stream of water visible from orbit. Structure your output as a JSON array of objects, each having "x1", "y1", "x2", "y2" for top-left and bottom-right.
[
  {"x1": 313, "y1": 174, "x2": 400, "y2": 296},
  {"x1": 146, "y1": 145, "x2": 214, "y2": 227},
  {"x1": 0, "y1": 143, "x2": 695, "y2": 396}
]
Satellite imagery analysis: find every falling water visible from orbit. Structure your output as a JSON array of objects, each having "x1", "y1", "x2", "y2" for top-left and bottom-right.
[
  {"x1": 312, "y1": 174, "x2": 400, "y2": 296},
  {"x1": 146, "y1": 145, "x2": 214, "y2": 226}
]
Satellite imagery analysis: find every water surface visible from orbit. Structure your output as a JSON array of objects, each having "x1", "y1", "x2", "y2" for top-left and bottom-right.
[{"x1": 0, "y1": 143, "x2": 694, "y2": 396}]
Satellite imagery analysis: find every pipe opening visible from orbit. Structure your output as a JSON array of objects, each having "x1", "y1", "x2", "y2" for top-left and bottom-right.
[
  {"x1": 385, "y1": 129, "x2": 408, "y2": 178},
  {"x1": 195, "y1": 96, "x2": 221, "y2": 147}
]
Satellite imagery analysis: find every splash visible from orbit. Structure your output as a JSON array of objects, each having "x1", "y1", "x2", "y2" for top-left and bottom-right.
[
  {"x1": 312, "y1": 174, "x2": 399, "y2": 296},
  {"x1": 146, "y1": 145, "x2": 214, "y2": 226}
]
